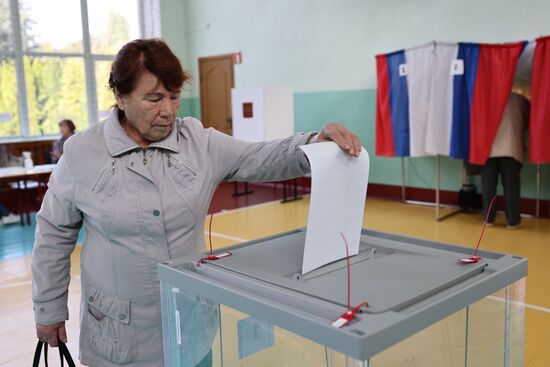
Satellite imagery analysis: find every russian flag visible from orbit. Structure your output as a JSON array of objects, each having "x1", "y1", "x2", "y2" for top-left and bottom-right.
[
  {"x1": 530, "y1": 36, "x2": 550, "y2": 163},
  {"x1": 376, "y1": 42, "x2": 523, "y2": 163},
  {"x1": 375, "y1": 50, "x2": 410, "y2": 157}
]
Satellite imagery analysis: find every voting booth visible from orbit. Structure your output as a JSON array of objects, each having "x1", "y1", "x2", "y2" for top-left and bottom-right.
[
  {"x1": 159, "y1": 228, "x2": 526, "y2": 367},
  {"x1": 231, "y1": 86, "x2": 294, "y2": 142}
]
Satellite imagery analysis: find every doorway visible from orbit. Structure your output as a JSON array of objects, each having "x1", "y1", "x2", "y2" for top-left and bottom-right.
[{"x1": 199, "y1": 54, "x2": 235, "y2": 135}]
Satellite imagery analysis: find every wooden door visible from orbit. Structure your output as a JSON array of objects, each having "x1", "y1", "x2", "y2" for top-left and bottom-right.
[{"x1": 199, "y1": 54, "x2": 235, "y2": 135}]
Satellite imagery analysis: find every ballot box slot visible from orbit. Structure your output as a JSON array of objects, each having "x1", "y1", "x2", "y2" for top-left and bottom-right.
[{"x1": 291, "y1": 246, "x2": 388, "y2": 281}]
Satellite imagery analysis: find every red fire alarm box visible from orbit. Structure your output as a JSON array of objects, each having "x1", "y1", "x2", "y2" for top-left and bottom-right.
[{"x1": 243, "y1": 102, "x2": 253, "y2": 118}]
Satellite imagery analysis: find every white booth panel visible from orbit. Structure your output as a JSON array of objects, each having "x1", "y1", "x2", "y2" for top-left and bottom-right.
[{"x1": 232, "y1": 86, "x2": 293, "y2": 142}]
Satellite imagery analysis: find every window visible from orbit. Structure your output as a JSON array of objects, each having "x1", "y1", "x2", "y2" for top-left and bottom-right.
[
  {"x1": 0, "y1": 0, "x2": 156, "y2": 139},
  {"x1": 24, "y1": 57, "x2": 87, "y2": 135},
  {"x1": 0, "y1": 60, "x2": 18, "y2": 137},
  {"x1": 88, "y1": 0, "x2": 139, "y2": 55},
  {"x1": 0, "y1": 0, "x2": 16, "y2": 136},
  {"x1": 0, "y1": 0, "x2": 13, "y2": 53},
  {"x1": 22, "y1": 0, "x2": 83, "y2": 53},
  {"x1": 95, "y1": 60, "x2": 115, "y2": 118}
]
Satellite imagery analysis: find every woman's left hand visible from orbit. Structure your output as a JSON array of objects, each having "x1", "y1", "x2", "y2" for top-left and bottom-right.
[{"x1": 309, "y1": 123, "x2": 362, "y2": 157}]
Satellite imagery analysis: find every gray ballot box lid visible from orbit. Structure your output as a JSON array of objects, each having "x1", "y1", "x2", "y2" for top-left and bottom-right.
[{"x1": 158, "y1": 228, "x2": 527, "y2": 360}]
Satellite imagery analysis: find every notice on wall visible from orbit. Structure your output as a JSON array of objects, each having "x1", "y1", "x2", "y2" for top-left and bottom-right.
[{"x1": 299, "y1": 142, "x2": 370, "y2": 274}]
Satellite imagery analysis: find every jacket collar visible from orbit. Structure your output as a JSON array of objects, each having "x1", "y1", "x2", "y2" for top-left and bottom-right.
[{"x1": 103, "y1": 108, "x2": 180, "y2": 156}]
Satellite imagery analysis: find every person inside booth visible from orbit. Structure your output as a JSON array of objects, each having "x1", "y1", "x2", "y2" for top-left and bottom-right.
[{"x1": 481, "y1": 92, "x2": 530, "y2": 229}]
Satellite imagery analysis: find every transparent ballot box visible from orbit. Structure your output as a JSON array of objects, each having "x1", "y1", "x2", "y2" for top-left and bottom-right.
[{"x1": 159, "y1": 229, "x2": 526, "y2": 367}]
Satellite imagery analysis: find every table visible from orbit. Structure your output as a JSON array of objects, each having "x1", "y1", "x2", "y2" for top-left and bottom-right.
[
  {"x1": 0, "y1": 164, "x2": 55, "y2": 225},
  {"x1": 159, "y1": 229, "x2": 527, "y2": 366}
]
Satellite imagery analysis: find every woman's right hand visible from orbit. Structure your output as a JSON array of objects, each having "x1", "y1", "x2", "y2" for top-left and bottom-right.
[{"x1": 36, "y1": 321, "x2": 67, "y2": 347}]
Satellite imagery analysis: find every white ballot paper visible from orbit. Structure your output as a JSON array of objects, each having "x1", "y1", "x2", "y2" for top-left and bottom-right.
[{"x1": 299, "y1": 142, "x2": 370, "y2": 274}]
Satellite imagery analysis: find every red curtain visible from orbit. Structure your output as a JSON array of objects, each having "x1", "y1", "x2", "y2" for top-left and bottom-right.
[
  {"x1": 469, "y1": 42, "x2": 524, "y2": 165},
  {"x1": 530, "y1": 36, "x2": 550, "y2": 163}
]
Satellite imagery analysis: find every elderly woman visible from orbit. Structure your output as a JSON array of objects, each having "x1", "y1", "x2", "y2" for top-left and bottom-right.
[{"x1": 32, "y1": 39, "x2": 361, "y2": 367}]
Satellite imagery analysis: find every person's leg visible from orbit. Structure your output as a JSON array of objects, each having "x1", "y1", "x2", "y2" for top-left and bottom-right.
[
  {"x1": 500, "y1": 157, "x2": 522, "y2": 227},
  {"x1": 480, "y1": 158, "x2": 499, "y2": 223}
]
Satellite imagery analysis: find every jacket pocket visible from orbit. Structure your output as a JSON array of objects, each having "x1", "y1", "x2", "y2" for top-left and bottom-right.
[
  {"x1": 168, "y1": 156, "x2": 198, "y2": 214},
  {"x1": 169, "y1": 157, "x2": 198, "y2": 187},
  {"x1": 85, "y1": 287, "x2": 136, "y2": 364},
  {"x1": 91, "y1": 162, "x2": 120, "y2": 233}
]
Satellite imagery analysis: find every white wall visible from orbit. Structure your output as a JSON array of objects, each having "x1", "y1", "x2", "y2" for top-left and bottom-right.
[{"x1": 172, "y1": 0, "x2": 549, "y2": 96}]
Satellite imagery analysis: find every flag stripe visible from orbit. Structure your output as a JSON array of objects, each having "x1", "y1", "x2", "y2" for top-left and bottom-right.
[
  {"x1": 375, "y1": 54, "x2": 396, "y2": 156},
  {"x1": 450, "y1": 43, "x2": 480, "y2": 160},
  {"x1": 425, "y1": 43, "x2": 459, "y2": 156},
  {"x1": 406, "y1": 45, "x2": 433, "y2": 157},
  {"x1": 387, "y1": 50, "x2": 410, "y2": 156}
]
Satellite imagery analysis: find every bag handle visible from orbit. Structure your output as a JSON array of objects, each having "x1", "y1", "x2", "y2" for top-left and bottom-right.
[{"x1": 33, "y1": 340, "x2": 76, "y2": 367}]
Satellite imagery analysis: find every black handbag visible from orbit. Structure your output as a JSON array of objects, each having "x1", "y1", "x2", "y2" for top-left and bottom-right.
[{"x1": 32, "y1": 340, "x2": 76, "y2": 367}]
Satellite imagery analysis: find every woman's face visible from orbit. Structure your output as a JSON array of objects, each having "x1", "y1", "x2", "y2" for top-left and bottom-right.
[
  {"x1": 116, "y1": 71, "x2": 181, "y2": 142},
  {"x1": 60, "y1": 123, "x2": 72, "y2": 137}
]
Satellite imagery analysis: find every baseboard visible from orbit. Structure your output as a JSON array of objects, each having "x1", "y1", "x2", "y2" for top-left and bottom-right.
[
  {"x1": 367, "y1": 183, "x2": 548, "y2": 218},
  {"x1": 1, "y1": 180, "x2": 547, "y2": 219}
]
